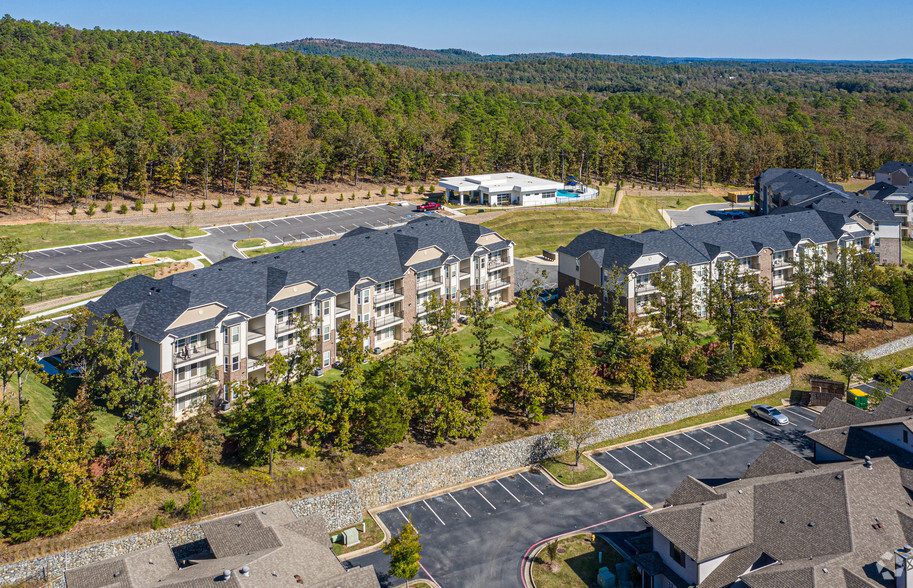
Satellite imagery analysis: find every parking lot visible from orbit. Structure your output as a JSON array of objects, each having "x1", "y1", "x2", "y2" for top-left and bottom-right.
[
  {"x1": 665, "y1": 202, "x2": 754, "y2": 227},
  {"x1": 20, "y1": 204, "x2": 426, "y2": 279},
  {"x1": 348, "y1": 405, "x2": 820, "y2": 587}
]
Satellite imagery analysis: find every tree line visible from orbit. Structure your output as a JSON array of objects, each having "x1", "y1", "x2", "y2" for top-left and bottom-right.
[{"x1": 1, "y1": 16, "x2": 913, "y2": 216}]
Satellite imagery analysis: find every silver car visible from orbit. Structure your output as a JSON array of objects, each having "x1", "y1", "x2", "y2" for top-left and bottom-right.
[{"x1": 750, "y1": 404, "x2": 789, "y2": 426}]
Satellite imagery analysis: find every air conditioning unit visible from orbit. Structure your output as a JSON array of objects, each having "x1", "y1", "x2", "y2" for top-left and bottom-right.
[
  {"x1": 219, "y1": 400, "x2": 231, "y2": 411},
  {"x1": 373, "y1": 347, "x2": 382, "y2": 355},
  {"x1": 313, "y1": 368, "x2": 323, "y2": 377}
]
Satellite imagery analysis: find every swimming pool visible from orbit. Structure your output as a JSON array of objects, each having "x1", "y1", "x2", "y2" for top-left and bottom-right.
[{"x1": 557, "y1": 189, "x2": 583, "y2": 198}]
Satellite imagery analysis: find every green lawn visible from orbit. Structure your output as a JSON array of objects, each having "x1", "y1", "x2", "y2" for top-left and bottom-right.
[
  {"x1": 253, "y1": 243, "x2": 301, "y2": 256},
  {"x1": 540, "y1": 453, "x2": 607, "y2": 486},
  {"x1": 903, "y1": 242, "x2": 913, "y2": 267},
  {"x1": 16, "y1": 266, "x2": 158, "y2": 304},
  {"x1": 236, "y1": 238, "x2": 268, "y2": 249},
  {"x1": 330, "y1": 516, "x2": 383, "y2": 556},
  {"x1": 21, "y1": 372, "x2": 121, "y2": 445},
  {"x1": 147, "y1": 249, "x2": 201, "y2": 261},
  {"x1": 3, "y1": 224, "x2": 206, "y2": 251},
  {"x1": 484, "y1": 193, "x2": 724, "y2": 258},
  {"x1": 532, "y1": 535, "x2": 625, "y2": 588},
  {"x1": 448, "y1": 307, "x2": 556, "y2": 369}
]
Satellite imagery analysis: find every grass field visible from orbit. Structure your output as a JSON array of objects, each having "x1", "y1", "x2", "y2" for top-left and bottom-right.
[
  {"x1": 904, "y1": 242, "x2": 913, "y2": 266},
  {"x1": 540, "y1": 453, "x2": 607, "y2": 486},
  {"x1": 330, "y1": 517, "x2": 383, "y2": 556},
  {"x1": 16, "y1": 266, "x2": 157, "y2": 304},
  {"x1": 147, "y1": 249, "x2": 201, "y2": 261},
  {"x1": 483, "y1": 193, "x2": 724, "y2": 257},
  {"x1": 20, "y1": 373, "x2": 121, "y2": 445},
  {"x1": 236, "y1": 238, "x2": 267, "y2": 249},
  {"x1": 3, "y1": 223, "x2": 206, "y2": 251}
]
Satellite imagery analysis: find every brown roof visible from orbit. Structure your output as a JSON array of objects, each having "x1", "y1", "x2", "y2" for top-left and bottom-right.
[
  {"x1": 665, "y1": 476, "x2": 723, "y2": 506},
  {"x1": 742, "y1": 442, "x2": 818, "y2": 479},
  {"x1": 65, "y1": 544, "x2": 178, "y2": 588},
  {"x1": 699, "y1": 544, "x2": 764, "y2": 588},
  {"x1": 813, "y1": 398, "x2": 873, "y2": 430},
  {"x1": 200, "y1": 502, "x2": 296, "y2": 559}
]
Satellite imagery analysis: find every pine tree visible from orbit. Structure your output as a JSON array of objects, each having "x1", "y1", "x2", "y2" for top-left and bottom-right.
[{"x1": 0, "y1": 465, "x2": 82, "y2": 543}]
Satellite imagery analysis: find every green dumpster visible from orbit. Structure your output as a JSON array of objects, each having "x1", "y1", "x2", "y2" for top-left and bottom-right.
[{"x1": 847, "y1": 388, "x2": 868, "y2": 410}]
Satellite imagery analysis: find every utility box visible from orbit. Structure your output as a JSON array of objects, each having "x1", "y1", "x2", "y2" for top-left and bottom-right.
[
  {"x1": 596, "y1": 567, "x2": 616, "y2": 588},
  {"x1": 847, "y1": 388, "x2": 869, "y2": 410}
]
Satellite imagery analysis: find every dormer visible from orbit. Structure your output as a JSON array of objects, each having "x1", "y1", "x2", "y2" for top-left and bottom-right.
[
  {"x1": 166, "y1": 303, "x2": 226, "y2": 331},
  {"x1": 269, "y1": 281, "x2": 316, "y2": 304}
]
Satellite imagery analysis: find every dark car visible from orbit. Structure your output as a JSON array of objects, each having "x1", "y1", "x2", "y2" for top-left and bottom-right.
[
  {"x1": 712, "y1": 209, "x2": 750, "y2": 220},
  {"x1": 417, "y1": 202, "x2": 443, "y2": 212},
  {"x1": 750, "y1": 404, "x2": 789, "y2": 426},
  {"x1": 38, "y1": 355, "x2": 78, "y2": 377},
  {"x1": 537, "y1": 288, "x2": 558, "y2": 304}
]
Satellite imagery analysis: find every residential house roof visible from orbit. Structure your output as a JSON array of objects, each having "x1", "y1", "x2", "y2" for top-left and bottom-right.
[
  {"x1": 876, "y1": 161, "x2": 913, "y2": 176},
  {"x1": 88, "y1": 217, "x2": 510, "y2": 342}
]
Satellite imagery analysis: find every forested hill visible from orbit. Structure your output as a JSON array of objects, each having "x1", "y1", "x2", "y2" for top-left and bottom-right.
[{"x1": 0, "y1": 15, "x2": 912, "y2": 217}]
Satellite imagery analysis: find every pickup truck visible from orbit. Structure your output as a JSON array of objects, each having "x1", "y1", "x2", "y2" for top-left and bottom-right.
[{"x1": 417, "y1": 202, "x2": 443, "y2": 212}]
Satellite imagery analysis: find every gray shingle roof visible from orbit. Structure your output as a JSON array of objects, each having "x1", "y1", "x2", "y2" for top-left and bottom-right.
[
  {"x1": 758, "y1": 168, "x2": 848, "y2": 207},
  {"x1": 813, "y1": 398, "x2": 874, "y2": 430},
  {"x1": 862, "y1": 181, "x2": 913, "y2": 202},
  {"x1": 876, "y1": 161, "x2": 913, "y2": 176},
  {"x1": 665, "y1": 475, "x2": 723, "y2": 506},
  {"x1": 741, "y1": 442, "x2": 818, "y2": 479},
  {"x1": 88, "y1": 217, "x2": 508, "y2": 342},
  {"x1": 559, "y1": 209, "x2": 851, "y2": 273}
]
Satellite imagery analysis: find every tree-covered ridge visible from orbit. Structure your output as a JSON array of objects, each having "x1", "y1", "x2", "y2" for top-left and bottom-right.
[{"x1": 0, "y1": 15, "x2": 912, "y2": 215}]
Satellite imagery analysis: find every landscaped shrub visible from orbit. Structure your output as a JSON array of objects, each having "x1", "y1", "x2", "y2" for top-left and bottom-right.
[
  {"x1": 152, "y1": 515, "x2": 167, "y2": 530},
  {"x1": 238, "y1": 195, "x2": 246, "y2": 206},
  {"x1": 321, "y1": 195, "x2": 327, "y2": 203},
  {"x1": 685, "y1": 349, "x2": 708, "y2": 378},
  {"x1": 265, "y1": 194, "x2": 273, "y2": 204},
  {"x1": 119, "y1": 203, "x2": 128, "y2": 214},
  {"x1": 134, "y1": 199, "x2": 143, "y2": 211},
  {"x1": 708, "y1": 348, "x2": 739, "y2": 379},
  {"x1": 292, "y1": 194, "x2": 300, "y2": 203},
  {"x1": 170, "y1": 202, "x2": 176, "y2": 211},
  {"x1": 765, "y1": 345, "x2": 796, "y2": 374},
  {"x1": 161, "y1": 499, "x2": 176, "y2": 513},
  {"x1": 350, "y1": 193, "x2": 355, "y2": 200},
  {"x1": 151, "y1": 203, "x2": 158, "y2": 213},
  {"x1": 215, "y1": 198, "x2": 223, "y2": 208},
  {"x1": 200, "y1": 201, "x2": 206, "y2": 210},
  {"x1": 87, "y1": 202, "x2": 96, "y2": 216},
  {"x1": 183, "y1": 488, "x2": 202, "y2": 517},
  {"x1": 69, "y1": 205, "x2": 77, "y2": 215},
  {"x1": 185, "y1": 202, "x2": 193, "y2": 211},
  {"x1": 103, "y1": 202, "x2": 113, "y2": 213},
  {"x1": 381, "y1": 186, "x2": 387, "y2": 196},
  {"x1": 393, "y1": 187, "x2": 399, "y2": 196},
  {"x1": 253, "y1": 195, "x2": 261, "y2": 207},
  {"x1": 405, "y1": 185, "x2": 413, "y2": 194},
  {"x1": 337, "y1": 193, "x2": 344, "y2": 201},
  {"x1": 418, "y1": 185, "x2": 425, "y2": 194},
  {"x1": 364, "y1": 191, "x2": 371, "y2": 199},
  {"x1": 0, "y1": 466, "x2": 82, "y2": 544},
  {"x1": 280, "y1": 195, "x2": 287, "y2": 205}
]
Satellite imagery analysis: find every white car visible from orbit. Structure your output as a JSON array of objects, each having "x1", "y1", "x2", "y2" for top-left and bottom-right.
[{"x1": 750, "y1": 404, "x2": 789, "y2": 426}]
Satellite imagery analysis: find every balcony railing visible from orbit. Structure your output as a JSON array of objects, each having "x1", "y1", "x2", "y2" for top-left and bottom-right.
[
  {"x1": 375, "y1": 288, "x2": 404, "y2": 304},
  {"x1": 416, "y1": 279, "x2": 443, "y2": 292},
  {"x1": 772, "y1": 278, "x2": 791, "y2": 288},
  {"x1": 635, "y1": 282, "x2": 656, "y2": 293},
  {"x1": 173, "y1": 342, "x2": 218, "y2": 365},
  {"x1": 248, "y1": 353, "x2": 267, "y2": 370},
  {"x1": 488, "y1": 257, "x2": 510, "y2": 269},
  {"x1": 276, "y1": 320, "x2": 301, "y2": 334},
  {"x1": 487, "y1": 278, "x2": 511, "y2": 291},
  {"x1": 173, "y1": 375, "x2": 218, "y2": 395},
  {"x1": 772, "y1": 258, "x2": 793, "y2": 268},
  {"x1": 374, "y1": 312, "x2": 405, "y2": 328}
]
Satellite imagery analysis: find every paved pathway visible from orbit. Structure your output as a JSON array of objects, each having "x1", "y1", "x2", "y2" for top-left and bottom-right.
[
  {"x1": 665, "y1": 202, "x2": 754, "y2": 227},
  {"x1": 20, "y1": 204, "x2": 426, "y2": 280}
]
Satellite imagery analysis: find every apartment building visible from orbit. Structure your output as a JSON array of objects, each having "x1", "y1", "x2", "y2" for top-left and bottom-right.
[
  {"x1": 755, "y1": 167, "x2": 901, "y2": 264},
  {"x1": 861, "y1": 161, "x2": 913, "y2": 239},
  {"x1": 438, "y1": 172, "x2": 597, "y2": 207},
  {"x1": 88, "y1": 217, "x2": 514, "y2": 414},
  {"x1": 556, "y1": 209, "x2": 876, "y2": 320}
]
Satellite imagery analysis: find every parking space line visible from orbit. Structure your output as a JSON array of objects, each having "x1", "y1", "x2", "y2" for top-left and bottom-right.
[
  {"x1": 664, "y1": 437, "x2": 692, "y2": 455},
  {"x1": 422, "y1": 500, "x2": 445, "y2": 526},
  {"x1": 38, "y1": 251, "x2": 50, "y2": 256},
  {"x1": 84, "y1": 245, "x2": 97, "y2": 251},
  {"x1": 519, "y1": 472, "x2": 544, "y2": 495},
  {"x1": 702, "y1": 428, "x2": 730, "y2": 445},
  {"x1": 473, "y1": 486, "x2": 496, "y2": 510},
  {"x1": 496, "y1": 479, "x2": 521, "y2": 502},
  {"x1": 645, "y1": 441, "x2": 672, "y2": 460},
  {"x1": 791, "y1": 405, "x2": 821, "y2": 420},
  {"x1": 114, "y1": 259, "x2": 129, "y2": 265},
  {"x1": 735, "y1": 420, "x2": 763, "y2": 434},
  {"x1": 683, "y1": 432, "x2": 711, "y2": 449},
  {"x1": 396, "y1": 506, "x2": 413, "y2": 528},
  {"x1": 784, "y1": 408, "x2": 814, "y2": 422},
  {"x1": 97, "y1": 243, "x2": 112, "y2": 249},
  {"x1": 627, "y1": 446, "x2": 652, "y2": 466},
  {"x1": 612, "y1": 479, "x2": 652, "y2": 509},
  {"x1": 718, "y1": 424, "x2": 746, "y2": 440},
  {"x1": 66, "y1": 265, "x2": 79, "y2": 273},
  {"x1": 97, "y1": 260, "x2": 111, "y2": 267},
  {"x1": 604, "y1": 451, "x2": 632, "y2": 472},
  {"x1": 449, "y1": 493, "x2": 471, "y2": 517}
]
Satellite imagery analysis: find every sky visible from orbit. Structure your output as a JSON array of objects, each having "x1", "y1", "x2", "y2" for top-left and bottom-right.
[{"x1": 6, "y1": 0, "x2": 911, "y2": 61}]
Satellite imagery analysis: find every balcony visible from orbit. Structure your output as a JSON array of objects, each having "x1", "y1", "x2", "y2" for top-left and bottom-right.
[
  {"x1": 772, "y1": 277, "x2": 791, "y2": 289},
  {"x1": 487, "y1": 278, "x2": 511, "y2": 291},
  {"x1": 173, "y1": 375, "x2": 218, "y2": 395},
  {"x1": 374, "y1": 288, "x2": 404, "y2": 304},
  {"x1": 634, "y1": 282, "x2": 656, "y2": 294},
  {"x1": 374, "y1": 312, "x2": 405, "y2": 328},
  {"x1": 248, "y1": 353, "x2": 267, "y2": 370},
  {"x1": 276, "y1": 319, "x2": 301, "y2": 334},
  {"x1": 335, "y1": 305, "x2": 351, "y2": 317},
  {"x1": 247, "y1": 324, "x2": 266, "y2": 343},
  {"x1": 416, "y1": 278, "x2": 443, "y2": 293},
  {"x1": 173, "y1": 342, "x2": 218, "y2": 366},
  {"x1": 772, "y1": 258, "x2": 793, "y2": 269},
  {"x1": 488, "y1": 257, "x2": 511, "y2": 269}
]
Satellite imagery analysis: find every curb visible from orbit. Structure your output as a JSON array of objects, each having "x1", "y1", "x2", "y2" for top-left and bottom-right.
[
  {"x1": 535, "y1": 454, "x2": 614, "y2": 490},
  {"x1": 335, "y1": 513, "x2": 387, "y2": 562}
]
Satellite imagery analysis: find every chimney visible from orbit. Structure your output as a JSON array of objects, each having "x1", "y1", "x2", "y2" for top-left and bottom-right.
[{"x1": 896, "y1": 546, "x2": 913, "y2": 588}]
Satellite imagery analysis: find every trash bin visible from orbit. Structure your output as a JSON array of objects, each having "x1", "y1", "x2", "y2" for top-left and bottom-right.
[{"x1": 847, "y1": 388, "x2": 868, "y2": 410}]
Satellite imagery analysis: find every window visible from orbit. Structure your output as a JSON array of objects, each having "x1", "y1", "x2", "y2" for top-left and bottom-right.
[
  {"x1": 322, "y1": 351, "x2": 331, "y2": 367},
  {"x1": 905, "y1": 429, "x2": 909, "y2": 444},
  {"x1": 575, "y1": 258, "x2": 580, "y2": 272},
  {"x1": 231, "y1": 326, "x2": 240, "y2": 343},
  {"x1": 670, "y1": 542, "x2": 687, "y2": 568},
  {"x1": 224, "y1": 357, "x2": 229, "y2": 373},
  {"x1": 875, "y1": 238, "x2": 881, "y2": 247},
  {"x1": 323, "y1": 300, "x2": 331, "y2": 316},
  {"x1": 323, "y1": 325, "x2": 330, "y2": 341},
  {"x1": 231, "y1": 355, "x2": 240, "y2": 371}
]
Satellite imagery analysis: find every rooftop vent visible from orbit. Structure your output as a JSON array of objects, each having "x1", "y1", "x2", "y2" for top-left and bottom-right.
[
  {"x1": 836, "y1": 474, "x2": 843, "y2": 480},
  {"x1": 865, "y1": 456, "x2": 873, "y2": 469},
  {"x1": 780, "y1": 519, "x2": 786, "y2": 524},
  {"x1": 240, "y1": 566, "x2": 250, "y2": 577},
  {"x1": 223, "y1": 569, "x2": 232, "y2": 580},
  {"x1": 808, "y1": 522, "x2": 815, "y2": 527}
]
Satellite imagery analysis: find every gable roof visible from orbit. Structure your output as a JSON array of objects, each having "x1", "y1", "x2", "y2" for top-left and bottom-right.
[
  {"x1": 742, "y1": 442, "x2": 818, "y2": 479},
  {"x1": 558, "y1": 209, "x2": 851, "y2": 273},
  {"x1": 862, "y1": 181, "x2": 913, "y2": 202},
  {"x1": 89, "y1": 217, "x2": 510, "y2": 342},
  {"x1": 876, "y1": 161, "x2": 913, "y2": 176},
  {"x1": 813, "y1": 398, "x2": 874, "y2": 430}
]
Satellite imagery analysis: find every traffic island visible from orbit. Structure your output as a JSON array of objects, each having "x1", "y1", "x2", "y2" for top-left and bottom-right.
[{"x1": 538, "y1": 452, "x2": 611, "y2": 489}]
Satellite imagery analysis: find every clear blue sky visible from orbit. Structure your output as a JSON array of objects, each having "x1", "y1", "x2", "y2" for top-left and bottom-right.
[{"x1": 7, "y1": 0, "x2": 910, "y2": 60}]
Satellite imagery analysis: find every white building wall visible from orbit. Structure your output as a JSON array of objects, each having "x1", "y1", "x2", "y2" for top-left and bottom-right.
[
  {"x1": 557, "y1": 253, "x2": 578, "y2": 280},
  {"x1": 865, "y1": 423, "x2": 913, "y2": 452},
  {"x1": 651, "y1": 529, "x2": 698, "y2": 585},
  {"x1": 137, "y1": 334, "x2": 165, "y2": 373}
]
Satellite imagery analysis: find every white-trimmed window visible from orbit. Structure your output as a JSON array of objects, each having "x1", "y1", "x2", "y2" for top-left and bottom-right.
[
  {"x1": 231, "y1": 355, "x2": 240, "y2": 371},
  {"x1": 322, "y1": 351, "x2": 331, "y2": 367}
]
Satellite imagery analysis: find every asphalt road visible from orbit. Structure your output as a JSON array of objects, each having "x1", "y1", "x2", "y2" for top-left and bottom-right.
[
  {"x1": 347, "y1": 405, "x2": 819, "y2": 587},
  {"x1": 665, "y1": 202, "x2": 754, "y2": 227},
  {"x1": 20, "y1": 204, "x2": 426, "y2": 280}
]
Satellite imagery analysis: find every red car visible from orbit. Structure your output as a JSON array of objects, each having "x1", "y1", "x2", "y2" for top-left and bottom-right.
[{"x1": 417, "y1": 202, "x2": 443, "y2": 212}]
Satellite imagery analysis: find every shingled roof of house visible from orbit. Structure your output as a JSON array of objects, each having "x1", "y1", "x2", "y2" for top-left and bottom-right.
[
  {"x1": 643, "y1": 454, "x2": 913, "y2": 588},
  {"x1": 64, "y1": 504, "x2": 380, "y2": 588},
  {"x1": 861, "y1": 181, "x2": 913, "y2": 202},
  {"x1": 87, "y1": 216, "x2": 510, "y2": 342},
  {"x1": 876, "y1": 161, "x2": 913, "y2": 176},
  {"x1": 558, "y1": 209, "x2": 851, "y2": 273},
  {"x1": 758, "y1": 168, "x2": 849, "y2": 207}
]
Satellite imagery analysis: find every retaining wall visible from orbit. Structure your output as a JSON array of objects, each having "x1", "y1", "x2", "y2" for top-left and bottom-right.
[
  {"x1": 860, "y1": 334, "x2": 913, "y2": 360},
  {"x1": 0, "y1": 373, "x2": 790, "y2": 586}
]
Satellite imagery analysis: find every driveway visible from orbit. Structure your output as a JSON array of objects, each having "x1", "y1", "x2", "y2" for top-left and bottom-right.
[
  {"x1": 665, "y1": 202, "x2": 754, "y2": 228},
  {"x1": 20, "y1": 204, "x2": 427, "y2": 279},
  {"x1": 347, "y1": 405, "x2": 819, "y2": 587}
]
